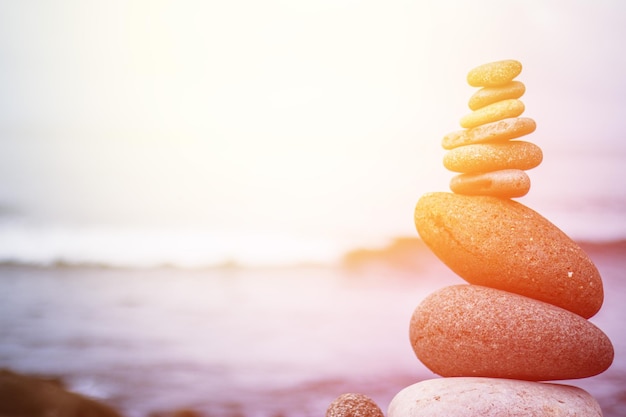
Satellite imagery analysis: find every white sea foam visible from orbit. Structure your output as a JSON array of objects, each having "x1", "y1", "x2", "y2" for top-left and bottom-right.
[
  {"x1": 1, "y1": 170, "x2": 624, "y2": 268},
  {"x1": 0, "y1": 221, "x2": 350, "y2": 268}
]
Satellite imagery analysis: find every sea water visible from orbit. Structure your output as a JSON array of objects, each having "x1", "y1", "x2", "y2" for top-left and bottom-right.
[
  {"x1": 0, "y1": 263, "x2": 446, "y2": 416},
  {"x1": 0, "y1": 147, "x2": 624, "y2": 416},
  {"x1": 1, "y1": 245, "x2": 625, "y2": 417}
]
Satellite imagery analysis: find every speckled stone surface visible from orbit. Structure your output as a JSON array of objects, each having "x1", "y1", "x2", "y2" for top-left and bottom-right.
[
  {"x1": 460, "y1": 99, "x2": 525, "y2": 128},
  {"x1": 467, "y1": 60, "x2": 522, "y2": 87},
  {"x1": 326, "y1": 393, "x2": 384, "y2": 417},
  {"x1": 410, "y1": 285, "x2": 613, "y2": 380},
  {"x1": 450, "y1": 169, "x2": 530, "y2": 198},
  {"x1": 414, "y1": 192, "x2": 603, "y2": 318},
  {"x1": 443, "y1": 141, "x2": 542, "y2": 174},
  {"x1": 468, "y1": 81, "x2": 526, "y2": 110},
  {"x1": 388, "y1": 377, "x2": 603, "y2": 417},
  {"x1": 442, "y1": 117, "x2": 536, "y2": 150}
]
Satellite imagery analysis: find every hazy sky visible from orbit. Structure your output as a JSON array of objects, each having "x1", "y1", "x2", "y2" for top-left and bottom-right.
[{"x1": 1, "y1": 0, "x2": 625, "y2": 246}]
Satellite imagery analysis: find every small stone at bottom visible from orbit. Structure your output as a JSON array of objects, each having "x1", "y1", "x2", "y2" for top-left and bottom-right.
[{"x1": 326, "y1": 393, "x2": 384, "y2": 417}]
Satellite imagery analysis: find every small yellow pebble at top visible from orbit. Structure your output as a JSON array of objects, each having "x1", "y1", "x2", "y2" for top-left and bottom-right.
[{"x1": 467, "y1": 59, "x2": 522, "y2": 87}]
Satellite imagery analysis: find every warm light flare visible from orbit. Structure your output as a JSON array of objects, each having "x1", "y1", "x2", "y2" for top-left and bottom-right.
[{"x1": 0, "y1": 0, "x2": 625, "y2": 266}]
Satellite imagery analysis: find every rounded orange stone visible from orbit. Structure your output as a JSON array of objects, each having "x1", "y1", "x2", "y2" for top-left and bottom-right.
[
  {"x1": 410, "y1": 285, "x2": 613, "y2": 381},
  {"x1": 414, "y1": 192, "x2": 603, "y2": 318}
]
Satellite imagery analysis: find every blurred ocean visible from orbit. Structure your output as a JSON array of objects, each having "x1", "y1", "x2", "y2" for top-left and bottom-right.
[
  {"x1": 0, "y1": 263, "x2": 441, "y2": 417},
  {"x1": 0, "y1": 241, "x2": 625, "y2": 417},
  {"x1": 1, "y1": 149, "x2": 625, "y2": 416},
  {"x1": 2, "y1": 2, "x2": 625, "y2": 413},
  {"x1": 1, "y1": 144, "x2": 625, "y2": 270},
  {"x1": 0, "y1": 195, "x2": 625, "y2": 270}
]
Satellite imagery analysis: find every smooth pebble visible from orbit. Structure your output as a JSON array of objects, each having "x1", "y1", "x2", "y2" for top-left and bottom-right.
[
  {"x1": 467, "y1": 59, "x2": 522, "y2": 87},
  {"x1": 388, "y1": 377, "x2": 602, "y2": 417},
  {"x1": 468, "y1": 81, "x2": 526, "y2": 110},
  {"x1": 442, "y1": 117, "x2": 536, "y2": 150},
  {"x1": 414, "y1": 192, "x2": 603, "y2": 318},
  {"x1": 410, "y1": 285, "x2": 614, "y2": 380},
  {"x1": 450, "y1": 169, "x2": 530, "y2": 198},
  {"x1": 443, "y1": 141, "x2": 542, "y2": 174},
  {"x1": 460, "y1": 99, "x2": 525, "y2": 128},
  {"x1": 326, "y1": 393, "x2": 384, "y2": 417}
]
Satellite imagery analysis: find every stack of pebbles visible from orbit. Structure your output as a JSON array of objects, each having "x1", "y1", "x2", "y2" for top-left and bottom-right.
[
  {"x1": 388, "y1": 60, "x2": 614, "y2": 416},
  {"x1": 324, "y1": 60, "x2": 614, "y2": 417},
  {"x1": 443, "y1": 60, "x2": 540, "y2": 198}
]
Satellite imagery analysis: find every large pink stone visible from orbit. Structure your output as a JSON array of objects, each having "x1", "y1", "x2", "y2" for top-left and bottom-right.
[
  {"x1": 388, "y1": 377, "x2": 602, "y2": 417},
  {"x1": 410, "y1": 285, "x2": 613, "y2": 381},
  {"x1": 414, "y1": 192, "x2": 603, "y2": 318}
]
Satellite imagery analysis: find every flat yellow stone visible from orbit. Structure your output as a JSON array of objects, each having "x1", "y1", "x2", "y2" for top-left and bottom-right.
[
  {"x1": 443, "y1": 141, "x2": 542, "y2": 174},
  {"x1": 450, "y1": 169, "x2": 530, "y2": 198},
  {"x1": 443, "y1": 117, "x2": 536, "y2": 150},
  {"x1": 468, "y1": 81, "x2": 525, "y2": 110},
  {"x1": 460, "y1": 99, "x2": 524, "y2": 129},
  {"x1": 467, "y1": 59, "x2": 522, "y2": 87}
]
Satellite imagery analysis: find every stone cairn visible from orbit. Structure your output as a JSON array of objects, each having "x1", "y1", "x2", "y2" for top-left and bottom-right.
[{"x1": 326, "y1": 60, "x2": 614, "y2": 417}]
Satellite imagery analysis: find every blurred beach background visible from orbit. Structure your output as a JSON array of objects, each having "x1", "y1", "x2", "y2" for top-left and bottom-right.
[{"x1": 1, "y1": 0, "x2": 625, "y2": 416}]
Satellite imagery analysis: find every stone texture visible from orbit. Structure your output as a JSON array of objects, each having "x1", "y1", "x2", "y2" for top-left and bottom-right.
[
  {"x1": 467, "y1": 59, "x2": 522, "y2": 87},
  {"x1": 410, "y1": 285, "x2": 613, "y2": 380},
  {"x1": 414, "y1": 192, "x2": 603, "y2": 318},
  {"x1": 326, "y1": 393, "x2": 384, "y2": 417},
  {"x1": 388, "y1": 377, "x2": 603, "y2": 417},
  {"x1": 450, "y1": 169, "x2": 530, "y2": 198},
  {"x1": 442, "y1": 117, "x2": 536, "y2": 150},
  {"x1": 460, "y1": 99, "x2": 525, "y2": 128},
  {"x1": 468, "y1": 81, "x2": 526, "y2": 110},
  {"x1": 443, "y1": 141, "x2": 542, "y2": 174}
]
